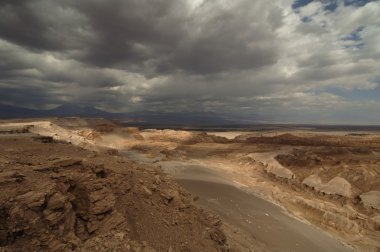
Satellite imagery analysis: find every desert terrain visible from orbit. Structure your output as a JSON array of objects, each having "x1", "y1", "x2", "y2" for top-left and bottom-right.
[
  {"x1": 1, "y1": 118, "x2": 379, "y2": 251},
  {"x1": 0, "y1": 119, "x2": 229, "y2": 251}
]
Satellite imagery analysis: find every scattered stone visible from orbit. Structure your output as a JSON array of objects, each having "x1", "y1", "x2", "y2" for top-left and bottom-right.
[
  {"x1": 51, "y1": 158, "x2": 82, "y2": 168},
  {"x1": 90, "y1": 189, "x2": 116, "y2": 215},
  {"x1": 90, "y1": 164, "x2": 107, "y2": 178},
  {"x1": 160, "y1": 189, "x2": 179, "y2": 204},
  {"x1": 162, "y1": 219, "x2": 170, "y2": 226},
  {"x1": 97, "y1": 212, "x2": 126, "y2": 233},
  {"x1": 0, "y1": 171, "x2": 26, "y2": 184},
  {"x1": 33, "y1": 166, "x2": 53, "y2": 172},
  {"x1": 209, "y1": 228, "x2": 227, "y2": 245},
  {"x1": 32, "y1": 136, "x2": 54, "y2": 143},
  {"x1": 153, "y1": 175, "x2": 161, "y2": 184},
  {"x1": 150, "y1": 184, "x2": 158, "y2": 192},
  {"x1": 16, "y1": 191, "x2": 46, "y2": 209},
  {"x1": 47, "y1": 192, "x2": 67, "y2": 210},
  {"x1": 105, "y1": 149, "x2": 119, "y2": 156},
  {"x1": 142, "y1": 186, "x2": 153, "y2": 197},
  {"x1": 43, "y1": 208, "x2": 65, "y2": 226}
]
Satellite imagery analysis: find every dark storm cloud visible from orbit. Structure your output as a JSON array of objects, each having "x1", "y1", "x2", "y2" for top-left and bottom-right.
[
  {"x1": 74, "y1": 0, "x2": 280, "y2": 73},
  {"x1": 0, "y1": 83, "x2": 57, "y2": 108},
  {"x1": 1, "y1": 0, "x2": 379, "y2": 123},
  {"x1": 0, "y1": 0, "x2": 280, "y2": 74},
  {"x1": 0, "y1": 0, "x2": 283, "y2": 111},
  {"x1": 72, "y1": 0, "x2": 185, "y2": 68},
  {"x1": 0, "y1": 0, "x2": 55, "y2": 50},
  {"x1": 167, "y1": 1, "x2": 281, "y2": 74},
  {"x1": 0, "y1": 0, "x2": 87, "y2": 51}
]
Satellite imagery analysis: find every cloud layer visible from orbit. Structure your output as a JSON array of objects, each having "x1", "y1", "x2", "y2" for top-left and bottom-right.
[{"x1": 0, "y1": 0, "x2": 379, "y2": 123}]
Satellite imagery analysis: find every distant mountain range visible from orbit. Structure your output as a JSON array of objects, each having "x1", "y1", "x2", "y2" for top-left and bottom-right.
[
  {"x1": 0, "y1": 103, "x2": 120, "y2": 119},
  {"x1": 0, "y1": 103, "x2": 243, "y2": 126}
]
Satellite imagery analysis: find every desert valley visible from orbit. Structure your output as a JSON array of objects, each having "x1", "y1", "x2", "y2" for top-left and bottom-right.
[{"x1": 0, "y1": 118, "x2": 379, "y2": 251}]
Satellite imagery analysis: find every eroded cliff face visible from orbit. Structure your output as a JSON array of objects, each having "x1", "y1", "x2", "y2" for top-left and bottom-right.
[
  {"x1": 232, "y1": 137, "x2": 380, "y2": 251},
  {"x1": 143, "y1": 130, "x2": 380, "y2": 251},
  {"x1": 0, "y1": 133, "x2": 229, "y2": 252}
]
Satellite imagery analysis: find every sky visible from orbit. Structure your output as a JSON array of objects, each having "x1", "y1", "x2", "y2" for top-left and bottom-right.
[{"x1": 0, "y1": 0, "x2": 379, "y2": 124}]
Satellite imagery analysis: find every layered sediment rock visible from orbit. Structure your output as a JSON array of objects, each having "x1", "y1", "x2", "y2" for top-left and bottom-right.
[
  {"x1": 360, "y1": 191, "x2": 380, "y2": 210},
  {"x1": 0, "y1": 135, "x2": 230, "y2": 252},
  {"x1": 303, "y1": 175, "x2": 352, "y2": 198}
]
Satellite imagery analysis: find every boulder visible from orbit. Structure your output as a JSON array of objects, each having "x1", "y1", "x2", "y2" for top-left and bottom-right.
[
  {"x1": 47, "y1": 193, "x2": 67, "y2": 210},
  {"x1": 160, "y1": 189, "x2": 180, "y2": 204},
  {"x1": 90, "y1": 189, "x2": 116, "y2": 215}
]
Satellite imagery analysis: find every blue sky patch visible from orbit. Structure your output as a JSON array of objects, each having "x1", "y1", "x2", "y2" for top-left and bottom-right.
[
  {"x1": 292, "y1": 0, "x2": 314, "y2": 9},
  {"x1": 292, "y1": 0, "x2": 375, "y2": 11},
  {"x1": 342, "y1": 26, "x2": 365, "y2": 48},
  {"x1": 344, "y1": 0, "x2": 375, "y2": 7},
  {"x1": 301, "y1": 16, "x2": 313, "y2": 22},
  {"x1": 343, "y1": 26, "x2": 364, "y2": 41},
  {"x1": 323, "y1": 1, "x2": 338, "y2": 11}
]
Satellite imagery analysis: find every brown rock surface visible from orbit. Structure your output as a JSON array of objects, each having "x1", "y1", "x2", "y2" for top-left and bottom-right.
[
  {"x1": 0, "y1": 135, "x2": 229, "y2": 251},
  {"x1": 3, "y1": 118, "x2": 380, "y2": 251},
  {"x1": 318, "y1": 177, "x2": 352, "y2": 198},
  {"x1": 360, "y1": 191, "x2": 380, "y2": 210}
]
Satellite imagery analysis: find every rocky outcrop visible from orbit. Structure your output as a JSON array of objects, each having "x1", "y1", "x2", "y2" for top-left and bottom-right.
[
  {"x1": 322, "y1": 212, "x2": 360, "y2": 234},
  {"x1": 302, "y1": 174, "x2": 322, "y2": 189},
  {"x1": 247, "y1": 152, "x2": 296, "y2": 180},
  {"x1": 319, "y1": 177, "x2": 352, "y2": 198},
  {"x1": 0, "y1": 135, "x2": 230, "y2": 252},
  {"x1": 290, "y1": 196, "x2": 361, "y2": 235},
  {"x1": 242, "y1": 133, "x2": 380, "y2": 148},
  {"x1": 371, "y1": 215, "x2": 380, "y2": 231},
  {"x1": 360, "y1": 191, "x2": 380, "y2": 210},
  {"x1": 302, "y1": 175, "x2": 352, "y2": 198},
  {"x1": 265, "y1": 164, "x2": 295, "y2": 180},
  {"x1": 78, "y1": 230, "x2": 156, "y2": 252},
  {"x1": 0, "y1": 171, "x2": 26, "y2": 185}
]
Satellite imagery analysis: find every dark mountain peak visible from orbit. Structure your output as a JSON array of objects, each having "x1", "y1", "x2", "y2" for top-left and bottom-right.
[
  {"x1": 51, "y1": 103, "x2": 105, "y2": 115},
  {"x1": 0, "y1": 103, "x2": 120, "y2": 119},
  {"x1": 0, "y1": 103, "x2": 248, "y2": 126}
]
